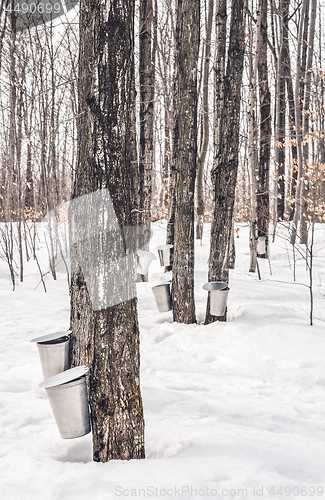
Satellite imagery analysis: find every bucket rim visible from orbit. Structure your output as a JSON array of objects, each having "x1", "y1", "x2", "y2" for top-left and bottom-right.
[
  {"x1": 137, "y1": 249, "x2": 157, "y2": 260},
  {"x1": 31, "y1": 330, "x2": 71, "y2": 343},
  {"x1": 39, "y1": 365, "x2": 89, "y2": 389},
  {"x1": 157, "y1": 244, "x2": 173, "y2": 251},
  {"x1": 151, "y1": 280, "x2": 171, "y2": 289},
  {"x1": 203, "y1": 281, "x2": 228, "y2": 291}
]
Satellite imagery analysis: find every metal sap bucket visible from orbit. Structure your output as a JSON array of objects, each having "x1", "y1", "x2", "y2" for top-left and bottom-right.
[
  {"x1": 31, "y1": 331, "x2": 70, "y2": 380},
  {"x1": 39, "y1": 366, "x2": 91, "y2": 439},
  {"x1": 137, "y1": 249, "x2": 157, "y2": 275},
  {"x1": 257, "y1": 236, "x2": 266, "y2": 255},
  {"x1": 152, "y1": 282, "x2": 172, "y2": 312},
  {"x1": 157, "y1": 244, "x2": 173, "y2": 267},
  {"x1": 203, "y1": 282, "x2": 229, "y2": 316}
]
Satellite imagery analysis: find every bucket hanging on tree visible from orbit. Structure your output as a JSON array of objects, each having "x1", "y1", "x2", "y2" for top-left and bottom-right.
[
  {"x1": 157, "y1": 244, "x2": 173, "y2": 267},
  {"x1": 39, "y1": 366, "x2": 91, "y2": 439},
  {"x1": 257, "y1": 236, "x2": 266, "y2": 256},
  {"x1": 137, "y1": 249, "x2": 157, "y2": 275},
  {"x1": 203, "y1": 282, "x2": 229, "y2": 316},
  {"x1": 31, "y1": 331, "x2": 70, "y2": 380},
  {"x1": 151, "y1": 281, "x2": 172, "y2": 312}
]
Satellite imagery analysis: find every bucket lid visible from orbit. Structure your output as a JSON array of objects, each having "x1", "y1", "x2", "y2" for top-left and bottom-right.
[
  {"x1": 39, "y1": 366, "x2": 89, "y2": 389},
  {"x1": 137, "y1": 249, "x2": 157, "y2": 260},
  {"x1": 157, "y1": 244, "x2": 173, "y2": 250},
  {"x1": 203, "y1": 281, "x2": 228, "y2": 291},
  {"x1": 30, "y1": 330, "x2": 71, "y2": 343}
]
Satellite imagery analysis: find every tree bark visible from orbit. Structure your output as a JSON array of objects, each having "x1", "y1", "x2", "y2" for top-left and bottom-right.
[
  {"x1": 247, "y1": 4, "x2": 258, "y2": 272},
  {"x1": 6, "y1": 10, "x2": 17, "y2": 223},
  {"x1": 196, "y1": 0, "x2": 214, "y2": 241},
  {"x1": 69, "y1": 0, "x2": 145, "y2": 462},
  {"x1": 291, "y1": 0, "x2": 308, "y2": 245},
  {"x1": 139, "y1": 0, "x2": 155, "y2": 230},
  {"x1": 275, "y1": 0, "x2": 286, "y2": 221},
  {"x1": 163, "y1": 2, "x2": 175, "y2": 270},
  {"x1": 23, "y1": 91, "x2": 35, "y2": 218},
  {"x1": 300, "y1": 0, "x2": 317, "y2": 244},
  {"x1": 280, "y1": 0, "x2": 297, "y2": 220},
  {"x1": 205, "y1": 0, "x2": 246, "y2": 324},
  {"x1": 17, "y1": 72, "x2": 24, "y2": 281},
  {"x1": 256, "y1": 0, "x2": 271, "y2": 257},
  {"x1": 171, "y1": 0, "x2": 200, "y2": 324},
  {"x1": 297, "y1": 0, "x2": 310, "y2": 242}
]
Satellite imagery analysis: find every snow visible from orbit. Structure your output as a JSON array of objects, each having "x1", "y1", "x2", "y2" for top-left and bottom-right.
[{"x1": 0, "y1": 221, "x2": 325, "y2": 500}]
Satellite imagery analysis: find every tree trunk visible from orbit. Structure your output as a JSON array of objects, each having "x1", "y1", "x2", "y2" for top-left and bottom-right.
[
  {"x1": 23, "y1": 91, "x2": 35, "y2": 219},
  {"x1": 0, "y1": 3, "x2": 7, "y2": 78},
  {"x1": 6, "y1": 11, "x2": 17, "y2": 223},
  {"x1": 205, "y1": 0, "x2": 246, "y2": 324},
  {"x1": 256, "y1": 0, "x2": 271, "y2": 257},
  {"x1": 196, "y1": 0, "x2": 214, "y2": 241},
  {"x1": 291, "y1": 0, "x2": 308, "y2": 245},
  {"x1": 69, "y1": 0, "x2": 145, "y2": 463},
  {"x1": 247, "y1": 4, "x2": 258, "y2": 273},
  {"x1": 275, "y1": 0, "x2": 286, "y2": 221},
  {"x1": 280, "y1": 0, "x2": 297, "y2": 220},
  {"x1": 49, "y1": 28, "x2": 59, "y2": 212},
  {"x1": 171, "y1": 0, "x2": 200, "y2": 324},
  {"x1": 17, "y1": 76, "x2": 24, "y2": 281},
  {"x1": 139, "y1": 0, "x2": 155, "y2": 230},
  {"x1": 298, "y1": 0, "x2": 310, "y2": 243},
  {"x1": 151, "y1": 0, "x2": 158, "y2": 212},
  {"x1": 163, "y1": 103, "x2": 171, "y2": 209},
  {"x1": 228, "y1": 218, "x2": 236, "y2": 269},
  {"x1": 300, "y1": 0, "x2": 317, "y2": 244},
  {"x1": 317, "y1": 3, "x2": 325, "y2": 169},
  {"x1": 163, "y1": 3, "x2": 175, "y2": 269}
]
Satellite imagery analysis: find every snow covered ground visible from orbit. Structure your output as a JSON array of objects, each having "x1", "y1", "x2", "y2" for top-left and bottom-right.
[{"x1": 0, "y1": 221, "x2": 325, "y2": 500}]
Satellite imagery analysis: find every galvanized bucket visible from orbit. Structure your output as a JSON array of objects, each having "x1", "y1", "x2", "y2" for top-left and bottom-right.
[
  {"x1": 39, "y1": 366, "x2": 91, "y2": 439},
  {"x1": 152, "y1": 282, "x2": 172, "y2": 312},
  {"x1": 257, "y1": 236, "x2": 266, "y2": 255},
  {"x1": 210, "y1": 287, "x2": 229, "y2": 316},
  {"x1": 157, "y1": 244, "x2": 173, "y2": 267},
  {"x1": 203, "y1": 282, "x2": 229, "y2": 317},
  {"x1": 31, "y1": 331, "x2": 70, "y2": 380},
  {"x1": 137, "y1": 249, "x2": 157, "y2": 275}
]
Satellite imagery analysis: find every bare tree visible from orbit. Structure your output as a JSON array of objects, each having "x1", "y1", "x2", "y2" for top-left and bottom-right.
[
  {"x1": 196, "y1": 0, "x2": 213, "y2": 241},
  {"x1": 171, "y1": 0, "x2": 200, "y2": 324},
  {"x1": 300, "y1": 0, "x2": 317, "y2": 244},
  {"x1": 205, "y1": 0, "x2": 246, "y2": 324},
  {"x1": 247, "y1": 3, "x2": 258, "y2": 272},
  {"x1": 274, "y1": 0, "x2": 287, "y2": 221},
  {"x1": 256, "y1": 0, "x2": 271, "y2": 257},
  {"x1": 291, "y1": 0, "x2": 308, "y2": 245},
  {"x1": 138, "y1": 0, "x2": 156, "y2": 257}
]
